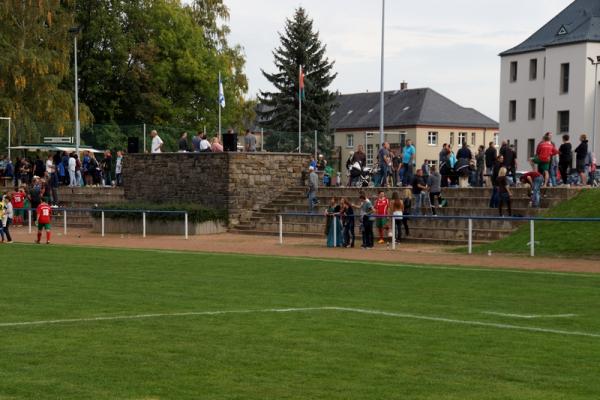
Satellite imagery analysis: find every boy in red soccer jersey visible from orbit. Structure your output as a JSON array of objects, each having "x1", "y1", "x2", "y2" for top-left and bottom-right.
[
  {"x1": 11, "y1": 186, "x2": 26, "y2": 226},
  {"x1": 374, "y1": 190, "x2": 389, "y2": 244},
  {"x1": 35, "y1": 200, "x2": 52, "y2": 244}
]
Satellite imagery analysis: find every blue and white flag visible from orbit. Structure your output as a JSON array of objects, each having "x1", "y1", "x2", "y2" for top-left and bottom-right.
[{"x1": 218, "y1": 73, "x2": 226, "y2": 108}]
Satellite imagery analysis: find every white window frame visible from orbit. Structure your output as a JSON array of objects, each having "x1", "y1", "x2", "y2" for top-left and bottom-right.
[
  {"x1": 366, "y1": 144, "x2": 374, "y2": 166},
  {"x1": 346, "y1": 134, "x2": 354, "y2": 149},
  {"x1": 494, "y1": 133, "x2": 499, "y2": 146},
  {"x1": 471, "y1": 132, "x2": 476, "y2": 146},
  {"x1": 427, "y1": 131, "x2": 438, "y2": 146},
  {"x1": 449, "y1": 132, "x2": 455, "y2": 146},
  {"x1": 458, "y1": 132, "x2": 466, "y2": 146}
]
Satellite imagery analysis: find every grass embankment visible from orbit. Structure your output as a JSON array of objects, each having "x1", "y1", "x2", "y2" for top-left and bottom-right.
[{"x1": 475, "y1": 189, "x2": 600, "y2": 257}]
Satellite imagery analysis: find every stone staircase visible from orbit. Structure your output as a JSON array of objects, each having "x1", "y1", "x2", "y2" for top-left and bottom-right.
[
  {"x1": 232, "y1": 186, "x2": 581, "y2": 244},
  {"x1": 55, "y1": 187, "x2": 125, "y2": 229}
]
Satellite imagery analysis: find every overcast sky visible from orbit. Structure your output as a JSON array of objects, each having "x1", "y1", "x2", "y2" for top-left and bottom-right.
[{"x1": 225, "y1": 0, "x2": 573, "y2": 120}]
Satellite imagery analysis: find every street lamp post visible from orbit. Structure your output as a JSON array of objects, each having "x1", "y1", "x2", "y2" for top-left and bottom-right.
[
  {"x1": 0, "y1": 117, "x2": 10, "y2": 160},
  {"x1": 379, "y1": 0, "x2": 386, "y2": 148},
  {"x1": 588, "y1": 56, "x2": 600, "y2": 156},
  {"x1": 69, "y1": 26, "x2": 82, "y2": 155}
]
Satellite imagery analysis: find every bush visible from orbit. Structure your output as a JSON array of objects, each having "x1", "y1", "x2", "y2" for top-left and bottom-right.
[{"x1": 91, "y1": 203, "x2": 228, "y2": 224}]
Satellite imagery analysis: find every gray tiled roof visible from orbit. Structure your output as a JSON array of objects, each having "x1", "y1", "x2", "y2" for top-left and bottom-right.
[
  {"x1": 330, "y1": 88, "x2": 498, "y2": 131},
  {"x1": 501, "y1": 0, "x2": 600, "y2": 56}
]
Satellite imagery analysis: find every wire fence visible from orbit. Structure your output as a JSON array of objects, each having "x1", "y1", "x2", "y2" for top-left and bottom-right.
[{"x1": 276, "y1": 212, "x2": 600, "y2": 257}]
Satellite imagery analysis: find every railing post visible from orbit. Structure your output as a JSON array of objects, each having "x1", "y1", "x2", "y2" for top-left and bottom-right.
[
  {"x1": 333, "y1": 216, "x2": 337, "y2": 247},
  {"x1": 28, "y1": 209, "x2": 32, "y2": 234},
  {"x1": 468, "y1": 218, "x2": 473, "y2": 255},
  {"x1": 142, "y1": 212, "x2": 146, "y2": 238},
  {"x1": 392, "y1": 216, "x2": 396, "y2": 250},
  {"x1": 63, "y1": 210, "x2": 67, "y2": 236},
  {"x1": 184, "y1": 212, "x2": 189, "y2": 240},
  {"x1": 530, "y1": 219, "x2": 535, "y2": 257},
  {"x1": 101, "y1": 211, "x2": 105, "y2": 237},
  {"x1": 278, "y1": 214, "x2": 283, "y2": 244}
]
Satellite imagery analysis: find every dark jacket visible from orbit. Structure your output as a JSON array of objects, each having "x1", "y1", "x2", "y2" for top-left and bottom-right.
[
  {"x1": 485, "y1": 147, "x2": 497, "y2": 168},
  {"x1": 559, "y1": 143, "x2": 572, "y2": 164},
  {"x1": 575, "y1": 141, "x2": 588, "y2": 161}
]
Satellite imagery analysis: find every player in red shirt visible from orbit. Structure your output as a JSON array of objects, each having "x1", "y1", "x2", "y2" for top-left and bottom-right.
[
  {"x1": 374, "y1": 191, "x2": 390, "y2": 244},
  {"x1": 36, "y1": 201, "x2": 52, "y2": 244},
  {"x1": 11, "y1": 187, "x2": 26, "y2": 226}
]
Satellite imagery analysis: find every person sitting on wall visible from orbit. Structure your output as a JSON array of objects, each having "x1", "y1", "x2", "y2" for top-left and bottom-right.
[
  {"x1": 211, "y1": 137, "x2": 224, "y2": 153},
  {"x1": 316, "y1": 154, "x2": 327, "y2": 171},
  {"x1": 199, "y1": 134, "x2": 211, "y2": 152}
]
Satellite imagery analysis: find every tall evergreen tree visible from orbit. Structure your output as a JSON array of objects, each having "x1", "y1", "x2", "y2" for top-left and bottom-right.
[{"x1": 258, "y1": 7, "x2": 337, "y2": 153}]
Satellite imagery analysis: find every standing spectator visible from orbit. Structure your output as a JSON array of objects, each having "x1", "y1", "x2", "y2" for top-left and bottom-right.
[
  {"x1": 61, "y1": 152, "x2": 70, "y2": 185},
  {"x1": 1, "y1": 194, "x2": 13, "y2": 243},
  {"x1": 389, "y1": 192, "x2": 404, "y2": 243},
  {"x1": 476, "y1": 145, "x2": 485, "y2": 187},
  {"x1": 401, "y1": 188, "x2": 412, "y2": 237},
  {"x1": 427, "y1": 165, "x2": 442, "y2": 215},
  {"x1": 178, "y1": 132, "x2": 189, "y2": 152},
  {"x1": 575, "y1": 134, "x2": 589, "y2": 186},
  {"x1": 29, "y1": 178, "x2": 42, "y2": 221},
  {"x1": 497, "y1": 167, "x2": 512, "y2": 217},
  {"x1": 489, "y1": 155, "x2": 504, "y2": 209},
  {"x1": 83, "y1": 151, "x2": 92, "y2": 186},
  {"x1": 102, "y1": 150, "x2": 113, "y2": 186},
  {"x1": 34, "y1": 155, "x2": 45, "y2": 178},
  {"x1": 316, "y1": 154, "x2": 327, "y2": 171},
  {"x1": 484, "y1": 142, "x2": 497, "y2": 185},
  {"x1": 448, "y1": 146, "x2": 458, "y2": 186},
  {"x1": 421, "y1": 159, "x2": 430, "y2": 182},
  {"x1": 456, "y1": 143, "x2": 472, "y2": 188},
  {"x1": 535, "y1": 133, "x2": 559, "y2": 186},
  {"x1": 325, "y1": 197, "x2": 342, "y2": 248},
  {"x1": 307, "y1": 166, "x2": 318, "y2": 211},
  {"x1": 378, "y1": 142, "x2": 391, "y2": 187},
  {"x1": 439, "y1": 143, "x2": 451, "y2": 187},
  {"x1": 411, "y1": 169, "x2": 427, "y2": 216},
  {"x1": 211, "y1": 137, "x2": 224, "y2": 153},
  {"x1": 68, "y1": 153, "x2": 77, "y2": 187},
  {"x1": 46, "y1": 155, "x2": 58, "y2": 205},
  {"x1": 115, "y1": 151, "x2": 124, "y2": 186},
  {"x1": 14, "y1": 157, "x2": 22, "y2": 188},
  {"x1": 503, "y1": 144, "x2": 517, "y2": 185},
  {"x1": 558, "y1": 134, "x2": 572, "y2": 185},
  {"x1": 19, "y1": 158, "x2": 31, "y2": 186},
  {"x1": 192, "y1": 131, "x2": 202, "y2": 152},
  {"x1": 244, "y1": 129, "x2": 257, "y2": 152},
  {"x1": 341, "y1": 198, "x2": 355, "y2": 248},
  {"x1": 520, "y1": 170, "x2": 544, "y2": 208},
  {"x1": 90, "y1": 153, "x2": 101, "y2": 186},
  {"x1": 352, "y1": 145, "x2": 367, "y2": 168},
  {"x1": 390, "y1": 150, "x2": 400, "y2": 187},
  {"x1": 374, "y1": 191, "x2": 389, "y2": 244},
  {"x1": 199, "y1": 134, "x2": 211, "y2": 152},
  {"x1": 358, "y1": 193, "x2": 374, "y2": 249},
  {"x1": 35, "y1": 199, "x2": 52, "y2": 244},
  {"x1": 400, "y1": 139, "x2": 416, "y2": 186},
  {"x1": 151, "y1": 130, "x2": 163, "y2": 153}
]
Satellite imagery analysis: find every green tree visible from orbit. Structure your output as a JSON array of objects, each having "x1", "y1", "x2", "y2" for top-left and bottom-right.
[
  {"x1": 0, "y1": 0, "x2": 91, "y2": 146},
  {"x1": 258, "y1": 7, "x2": 337, "y2": 153}
]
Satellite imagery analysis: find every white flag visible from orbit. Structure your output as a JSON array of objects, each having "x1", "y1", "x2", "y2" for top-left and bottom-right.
[{"x1": 218, "y1": 74, "x2": 226, "y2": 108}]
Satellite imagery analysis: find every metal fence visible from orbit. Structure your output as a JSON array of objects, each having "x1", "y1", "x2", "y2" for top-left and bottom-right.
[
  {"x1": 23, "y1": 208, "x2": 189, "y2": 240},
  {"x1": 277, "y1": 212, "x2": 600, "y2": 257}
]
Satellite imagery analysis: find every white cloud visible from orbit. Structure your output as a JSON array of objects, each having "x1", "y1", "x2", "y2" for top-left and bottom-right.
[{"x1": 226, "y1": 0, "x2": 573, "y2": 120}]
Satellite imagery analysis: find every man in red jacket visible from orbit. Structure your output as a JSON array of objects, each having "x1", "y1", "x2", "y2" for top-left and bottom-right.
[{"x1": 535, "y1": 133, "x2": 559, "y2": 186}]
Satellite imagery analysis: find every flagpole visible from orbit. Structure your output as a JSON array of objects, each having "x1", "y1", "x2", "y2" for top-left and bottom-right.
[
  {"x1": 298, "y1": 65, "x2": 302, "y2": 154},
  {"x1": 218, "y1": 71, "x2": 222, "y2": 141}
]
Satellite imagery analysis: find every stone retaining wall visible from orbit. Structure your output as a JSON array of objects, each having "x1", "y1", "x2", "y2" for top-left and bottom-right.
[{"x1": 123, "y1": 152, "x2": 310, "y2": 226}]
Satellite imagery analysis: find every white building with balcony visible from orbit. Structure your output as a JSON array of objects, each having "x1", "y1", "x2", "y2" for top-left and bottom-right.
[{"x1": 499, "y1": 0, "x2": 600, "y2": 163}]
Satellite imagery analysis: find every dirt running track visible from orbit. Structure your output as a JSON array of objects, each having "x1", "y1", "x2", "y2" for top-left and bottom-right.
[{"x1": 8, "y1": 226, "x2": 600, "y2": 274}]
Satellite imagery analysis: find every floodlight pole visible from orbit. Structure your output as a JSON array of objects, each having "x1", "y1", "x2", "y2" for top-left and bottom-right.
[
  {"x1": 69, "y1": 26, "x2": 82, "y2": 155},
  {"x1": 379, "y1": 0, "x2": 386, "y2": 148},
  {"x1": 0, "y1": 117, "x2": 10, "y2": 160},
  {"x1": 589, "y1": 57, "x2": 599, "y2": 155}
]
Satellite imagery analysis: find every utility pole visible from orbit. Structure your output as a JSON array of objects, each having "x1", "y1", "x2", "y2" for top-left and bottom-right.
[{"x1": 379, "y1": 0, "x2": 386, "y2": 148}]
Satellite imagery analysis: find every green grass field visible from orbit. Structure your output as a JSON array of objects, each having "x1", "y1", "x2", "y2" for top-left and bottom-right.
[
  {"x1": 476, "y1": 189, "x2": 600, "y2": 257},
  {"x1": 2, "y1": 245, "x2": 600, "y2": 399}
]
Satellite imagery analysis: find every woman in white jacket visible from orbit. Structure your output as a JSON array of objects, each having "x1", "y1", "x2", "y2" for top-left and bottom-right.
[{"x1": 1, "y1": 195, "x2": 13, "y2": 243}]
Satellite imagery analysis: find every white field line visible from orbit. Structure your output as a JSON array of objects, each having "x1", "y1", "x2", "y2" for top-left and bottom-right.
[
  {"x1": 1, "y1": 306, "x2": 599, "y2": 339},
  {"x1": 482, "y1": 311, "x2": 578, "y2": 319}
]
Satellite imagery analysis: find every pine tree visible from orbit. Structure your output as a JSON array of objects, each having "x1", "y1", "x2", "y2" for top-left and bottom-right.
[{"x1": 258, "y1": 7, "x2": 337, "y2": 153}]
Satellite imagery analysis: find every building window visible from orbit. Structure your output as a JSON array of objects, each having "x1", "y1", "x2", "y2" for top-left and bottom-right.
[
  {"x1": 428, "y1": 160, "x2": 438, "y2": 170},
  {"x1": 529, "y1": 59, "x2": 537, "y2": 80},
  {"x1": 510, "y1": 61, "x2": 518, "y2": 82},
  {"x1": 458, "y1": 132, "x2": 466, "y2": 145},
  {"x1": 543, "y1": 57, "x2": 546, "y2": 79},
  {"x1": 494, "y1": 133, "x2": 499, "y2": 146},
  {"x1": 471, "y1": 132, "x2": 476, "y2": 146},
  {"x1": 528, "y1": 139, "x2": 536, "y2": 158},
  {"x1": 514, "y1": 139, "x2": 518, "y2": 155},
  {"x1": 560, "y1": 63, "x2": 570, "y2": 94},
  {"x1": 427, "y1": 131, "x2": 438, "y2": 146},
  {"x1": 366, "y1": 144, "x2": 374, "y2": 166},
  {"x1": 509, "y1": 100, "x2": 517, "y2": 121},
  {"x1": 449, "y1": 132, "x2": 454, "y2": 146},
  {"x1": 528, "y1": 98, "x2": 537, "y2": 120},
  {"x1": 346, "y1": 134, "x2": 354, "y2": 148},
  {"x1": 558, "y1": 111, "x2": 570, "y2": 133}
]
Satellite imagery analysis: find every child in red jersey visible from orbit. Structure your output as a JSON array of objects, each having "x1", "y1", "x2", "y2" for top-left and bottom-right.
[
  {"x1": 35, "y1": 200, "x2": 52, "y2": 244},
  {"x1": 11, "y1": 187, "x2": 26, "y2": 226},
  {"x1": 374, "y1": 191, "x2": 389, "y2": 244}
]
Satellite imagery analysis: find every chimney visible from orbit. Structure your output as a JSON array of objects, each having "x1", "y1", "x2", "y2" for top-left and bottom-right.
[{"x1": 400, "y1": 81, "x2": 408, "y2": 91}]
